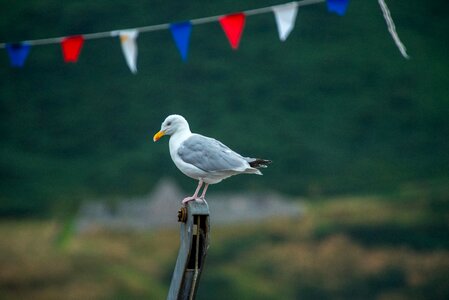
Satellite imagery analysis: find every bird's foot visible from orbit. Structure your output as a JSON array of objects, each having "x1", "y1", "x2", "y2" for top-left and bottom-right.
[
  {"x1": 197, "y1": 197, "x2": 208, "y2": 205},
  {"x1": 182, "y1": 196, "x2": 197, "y2": 205}
]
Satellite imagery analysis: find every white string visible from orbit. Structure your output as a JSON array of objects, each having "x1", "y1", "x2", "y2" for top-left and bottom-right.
[
  {"x1": 0, "y1": 0, "x2": 325, "y2": 49},
  {"x1": 378, "y1": 0, "x2": 409, "y2": 59}
]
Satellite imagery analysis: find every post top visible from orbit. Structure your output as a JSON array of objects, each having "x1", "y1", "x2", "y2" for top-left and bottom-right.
[{"x1": 185, "y1": 201, "x2": 210, "y2": 216}]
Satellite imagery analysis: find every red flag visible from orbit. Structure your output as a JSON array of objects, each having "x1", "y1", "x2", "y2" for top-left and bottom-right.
[
  {"x1": 219, "y1": 13, "x2": 246, "y2": 50},
  {"x1": 61, "y1": 35, "x2": 84, "y2": 63}
]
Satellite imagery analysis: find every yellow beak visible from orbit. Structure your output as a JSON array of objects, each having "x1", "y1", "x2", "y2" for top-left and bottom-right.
[{"x1": 153, "y1": 130, "x2": 166, "y2": 142}]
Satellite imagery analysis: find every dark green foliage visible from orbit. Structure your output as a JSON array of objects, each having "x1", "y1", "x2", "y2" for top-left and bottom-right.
[
  {"x1": 313, "y1": 184, "x2": 449, "y2": 250},
  {"x1": 1, "y1": 0, "x2": 449, "y2": 215},
  {"x1": 315, "y1": 223, "x2": 449, "y2": 251}
]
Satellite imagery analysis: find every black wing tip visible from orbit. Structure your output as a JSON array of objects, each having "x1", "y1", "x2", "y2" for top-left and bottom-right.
[{"x1": 249, "y1": 159, "x2": 272, "y2": 169}]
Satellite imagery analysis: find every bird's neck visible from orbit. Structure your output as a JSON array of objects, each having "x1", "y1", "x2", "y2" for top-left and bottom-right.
[
  {"x1": 169, "y1": 127, "x2": 192, "y2": 149},
  {"x1": 173, "y1": 126, "x2": 191, "y2": 139}
]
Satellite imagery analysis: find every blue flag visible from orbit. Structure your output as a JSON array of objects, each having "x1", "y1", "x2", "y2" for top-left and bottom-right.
[
  {"x1": 170, "y1": 21, "x2": 192, "y2": 61},
  {"x1": 6, "y1": 43, "x2": 31, "y2": 67},
  {"x1": 327, "y1": 0, "x2": 350, "y2": 16}
]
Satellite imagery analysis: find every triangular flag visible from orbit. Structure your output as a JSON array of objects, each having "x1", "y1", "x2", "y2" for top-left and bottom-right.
[
  {"x1": 170, "y1": 21, "x2": 192, "y2": 61},
  {"x1": 61, "y1": 35, "x2": 84, "y2": 63},
  {"x1": 6, "y1": 42, "x2": 31, "y2": 67},
  {"x1": 272, "y1": 2, "x2": 299, "y2": 42},
  {"x1": 118, "y1": 30, "x2": 139, "y2": 73},
  {"x1": 219, "y1": 13, "x2": 246, "y2": 50},
  {"x1": 327, "y1": 0, "x2": 350, "y2": 16}
]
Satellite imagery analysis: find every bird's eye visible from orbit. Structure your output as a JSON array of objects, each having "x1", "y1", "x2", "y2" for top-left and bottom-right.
[{"x1": 167, "y1": 121, "x2": 172, "y2": 126}]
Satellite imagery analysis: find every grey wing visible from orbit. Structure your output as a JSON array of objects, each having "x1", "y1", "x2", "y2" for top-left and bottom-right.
[{"x1": 177, "y1": 135, "x2": 247, "y2": 172}]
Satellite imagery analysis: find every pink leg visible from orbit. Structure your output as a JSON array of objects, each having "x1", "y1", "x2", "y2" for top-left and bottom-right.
[
  {"x1": 182, "y1": 180, "x2": 203, "y2": 204},
  {"x1": 198, "y1": 183, "x2": 209, "y2": 205},
  {"x1": 199, "y1": 183, "x2": 209, "y2": 199}
]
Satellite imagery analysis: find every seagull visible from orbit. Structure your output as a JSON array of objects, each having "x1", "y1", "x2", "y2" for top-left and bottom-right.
[{"x1": 153, "y1": 114, "x2": 271, "y2": 204}]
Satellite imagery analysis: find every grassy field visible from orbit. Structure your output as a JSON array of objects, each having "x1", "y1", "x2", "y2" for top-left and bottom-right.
[{"x1": 1, "y1": 185, "x2": 448, "y2": 299}]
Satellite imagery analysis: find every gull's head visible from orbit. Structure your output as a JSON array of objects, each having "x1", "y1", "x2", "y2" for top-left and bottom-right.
[{"x1": 153, "y1": 114, "x2": 189, "y2": 142}]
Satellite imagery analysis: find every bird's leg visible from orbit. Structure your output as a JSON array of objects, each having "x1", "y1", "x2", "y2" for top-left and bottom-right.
[
  {"x1": 199, "y1": 183, "x2": 209, "y2": 199},
  {"x1": 198, "y1": 183, "x2": 209, "y2": 204},
  {"x1": 182, "y1": 180, "x2": 203, "y2": 204}
]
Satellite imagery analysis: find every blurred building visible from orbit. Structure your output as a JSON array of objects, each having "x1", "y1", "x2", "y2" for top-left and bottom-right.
[{"x1": 75, "y1": 178, "x2": 303, "y2": 232}]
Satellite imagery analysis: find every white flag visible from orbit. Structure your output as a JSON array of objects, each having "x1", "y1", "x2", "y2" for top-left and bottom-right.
[
  {"x1": 272, "y1": 2, "x2": 298, "y2": 42},
  {"x1": 118, "y1": 30, "x2": 139, "y2": 74}
]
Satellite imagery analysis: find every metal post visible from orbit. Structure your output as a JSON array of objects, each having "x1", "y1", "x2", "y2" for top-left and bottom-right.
[{"x1": 167, "y1": 201, "x2": 210, "y2": 300}]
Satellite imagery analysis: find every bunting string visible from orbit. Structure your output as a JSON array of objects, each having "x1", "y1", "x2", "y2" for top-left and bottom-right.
[
  {"x1": 1, "y1": 0, "x2": 409, "y2": 71},
  {"x1": 1, "y1": 0, "x2": 325, "y2": 48}
]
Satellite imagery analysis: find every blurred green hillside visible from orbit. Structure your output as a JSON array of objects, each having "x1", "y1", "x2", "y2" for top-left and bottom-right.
[
  {"x1": 1, "y1": 0, "x2": 449, "y2": 215},
  {"x1": 1, "y1": 189, "x2": 448, "y2": 299}
]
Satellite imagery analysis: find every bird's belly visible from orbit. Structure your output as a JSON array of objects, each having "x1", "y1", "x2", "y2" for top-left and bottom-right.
[{"x1": 176, "y1": 161, "x2": 206, "y2": 179}]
